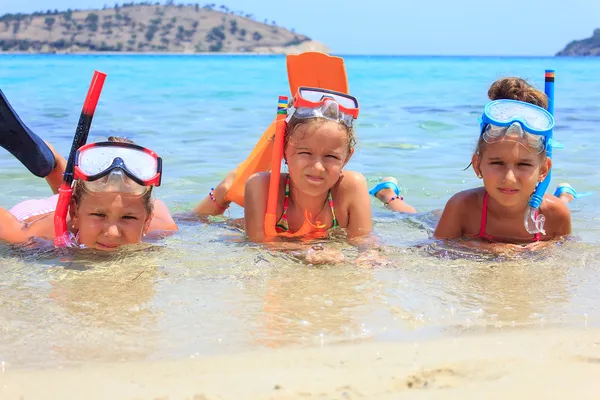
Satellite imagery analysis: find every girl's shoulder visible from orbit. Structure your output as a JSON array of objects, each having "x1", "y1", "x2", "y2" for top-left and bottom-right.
[
  {"x1": 540, "y1": 194, "x2": 571, "y2": 236},
  {"x1": 541, "y1": 194, "x2": 571, "y2": 216},
  {"x1": 332, "y1": 170, "x2": 368, "y2": 198},
  {"x1": 445, "y1": 187, "x2": 485, "y2": 209}
]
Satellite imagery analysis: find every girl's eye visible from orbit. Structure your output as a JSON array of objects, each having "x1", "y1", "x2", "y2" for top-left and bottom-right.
[
  {"x1": 490, "y1": 161, "x2": 504, "y2": 165},
  {"x1": 326, "y1": 155, "x2": 340, "y2": 160},
  {"x1": 298, "y1": 151, "x2": 311, "y2": 155},
  {"x1": 518, "y1": 162, "x2": 533, "y2": 167},
  {"x1": 91, "y1": 213, "x2": 105, "y2": 217},
  {"x1": 122, "y1": 215, "x2": 138, "y2": 220}
]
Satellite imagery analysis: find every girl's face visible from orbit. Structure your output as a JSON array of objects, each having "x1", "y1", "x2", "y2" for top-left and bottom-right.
[
  {"x1": 70, "y1": 191, "x2": 152, "y2": 251},
  {"x1": 284, "y1": 120, "x2": 352, "y2": 197},
  {"x1": 473, "y1": 139, "x2": 550, "y2": 208}
]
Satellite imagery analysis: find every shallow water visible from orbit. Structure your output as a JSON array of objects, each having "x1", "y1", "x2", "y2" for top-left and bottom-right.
[{"x1": 0, "y1": 54, "x2": 599, "y2": 369}]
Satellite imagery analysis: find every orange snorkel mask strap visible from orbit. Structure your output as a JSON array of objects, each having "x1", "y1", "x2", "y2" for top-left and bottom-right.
[{"x1": 264, "y1": 95, "x2": 289, "y2": 238}]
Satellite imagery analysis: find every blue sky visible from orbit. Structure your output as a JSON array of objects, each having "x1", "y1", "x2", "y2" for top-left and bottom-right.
[{"x1": 2, "y1": 0, "x2": 599, "y2": 55}]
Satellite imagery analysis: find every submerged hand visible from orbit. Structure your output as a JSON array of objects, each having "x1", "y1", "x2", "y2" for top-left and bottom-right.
[
  {"x1": 305, "y1": 244, "x2": 345, "y2": 265},
  {"x1": 354, "y1": 249, "x2": 390, "y2": 268}
]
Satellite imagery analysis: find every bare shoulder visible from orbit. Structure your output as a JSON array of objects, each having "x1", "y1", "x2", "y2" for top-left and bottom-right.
[
  {"x1": 445, "y1": 188, "x2": 482, "y2": 210},
  {"x1": 244, "y1": 172, "x2": 282, "y2": 209},
  {"x1": 331, "y1": 170, "x2": 368, "y2": 207},
  {"x1": 335, "y1": 170, "x2": 368, "y2": 192},
  {"x1": 245, "y1": 172, "x2": 272, "y2": 190},
  {"x1": 541, "y1": 194, "x2": 571, "y2": 235},
  {"x1": 435, "y1": 188, "x2": 483, "y2": 239},
  {"x1": 541, "y1": 194, "x2": 571, "y2": 217}
]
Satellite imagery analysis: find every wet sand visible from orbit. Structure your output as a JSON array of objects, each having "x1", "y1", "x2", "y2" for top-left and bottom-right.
[{"x1": 3, "y1": 327, "x2": 599, "y2": 399}]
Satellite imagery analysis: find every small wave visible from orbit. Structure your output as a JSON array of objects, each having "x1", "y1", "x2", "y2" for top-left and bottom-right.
[
  {"x1": 375, "y1": 142, "x2": 422, "y2": 150},
  {"x1": 418, "y1": 121, "x2": 457, "y2": 131},
  {"x1": 41, "y1": 112, "x2": 69, "y2": 119},
  {"x1": 403, "y1": 106, "x2": 453, "y2": 114}
]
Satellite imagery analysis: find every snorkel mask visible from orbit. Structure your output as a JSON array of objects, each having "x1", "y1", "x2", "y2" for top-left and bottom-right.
[
  {"x1": 478, "y1": 70, "x2": 559, "y2": 235},
  {"x1": 287, "y1": 87, "x2": 360, "y2": 128},
  {"x1": 74, "y1": 142, "x2": 162, "y2": 196},
  {"x1": 479, "y1": 99, "x2": 556, "y2": 154}
]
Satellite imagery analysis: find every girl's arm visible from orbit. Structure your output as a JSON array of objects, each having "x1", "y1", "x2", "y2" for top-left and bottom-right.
[
  {"x1": 148, "y1": 199, "x2": 178, "y2": 232},
  {"x1": 243, "y1": 172, "x2": 271, "y2": 242},
  {"x1": 0, "y1": 208, "x2": 28, "y2": 243},
  {"x1": 341, "y1": 171, "x2": 373, "y2": 238},
  {"x1": 433, "y1": 193, "x2": 466, "y2": 239}
]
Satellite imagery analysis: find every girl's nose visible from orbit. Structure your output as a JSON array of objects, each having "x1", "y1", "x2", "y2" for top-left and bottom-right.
[
  {"x1": 503, "y1": 168, "x2": 517, "y2": 183},
  {"x1": 313, "y1": 160, "x2": 325, "y2": 172},
  {"x1": 105, "y1": 223, "x2": 121, "y2": 238}
]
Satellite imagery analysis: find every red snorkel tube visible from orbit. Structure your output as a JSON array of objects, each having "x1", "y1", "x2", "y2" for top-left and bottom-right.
[
  {"x1": 54, "y1": 71, "x2": 107, "y2": 247},
  {"x1": 263, "y1": 96, "x2": 288, "y2": 238}
]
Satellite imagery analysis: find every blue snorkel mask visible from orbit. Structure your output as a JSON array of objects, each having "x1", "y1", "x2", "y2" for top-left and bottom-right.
[{"x1": 478, "y1": 70, "x2": 559, "y2": 235}]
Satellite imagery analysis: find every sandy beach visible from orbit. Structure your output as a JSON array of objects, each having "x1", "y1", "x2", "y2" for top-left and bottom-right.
[{"x1": 2, "y1": 327, "x2": 599, "y2": 400}]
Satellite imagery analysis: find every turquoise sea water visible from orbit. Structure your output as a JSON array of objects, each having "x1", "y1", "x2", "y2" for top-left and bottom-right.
[{"x1": 1, "y1": 54, "x2": 600, "y2": 369}]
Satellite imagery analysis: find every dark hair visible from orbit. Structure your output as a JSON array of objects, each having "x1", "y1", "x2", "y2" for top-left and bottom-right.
[
  {"x1": 72, "y1": 136, "x2": 154, "y2": 214},
  {"x1": 474, "y1": 77, "x2": 549, "y2": 159},
  {"x1": 488, "y1": 77, "x2": 548, "y2": 109}
]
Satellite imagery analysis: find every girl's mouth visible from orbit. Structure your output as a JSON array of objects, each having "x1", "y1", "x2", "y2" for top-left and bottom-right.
[{"x1": 499, "y1": 188, "x2": 519, "y2": 195}]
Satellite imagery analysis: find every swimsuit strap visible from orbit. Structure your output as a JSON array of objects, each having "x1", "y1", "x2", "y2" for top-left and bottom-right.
[
  {"x1": 479, "y1": 191, "x2": 542, "y2": 242},
  {"x1": 478, "y1": 192, "x2": 493, "y2": 241},
  {"x1": 275, "y1": 176, "x2": 291, "y2": 232},
  {"x1": 328, "y1": 189, "x2": 338, "y2": 228}
]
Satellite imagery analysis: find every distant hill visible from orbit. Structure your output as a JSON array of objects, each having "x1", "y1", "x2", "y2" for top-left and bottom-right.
[
  {"x1": 0, "y1": 2, "x2": 329, "y2": 54},
  {"x1": 556, "y1": 29, "x2": 600, "y2": 56}
]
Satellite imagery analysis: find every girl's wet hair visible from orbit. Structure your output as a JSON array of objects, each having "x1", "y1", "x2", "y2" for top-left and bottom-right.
[
  {"x1": 473, "y1": 77, "x2": 549, "y2": 159},
  {"x1": 72, "y1": 136, "x2": 154, "y2": 214},
  {"x1": 284, "y1": 112, "x2": 356, "y2": 154},
  {"x1": 488, "y1": 77, "x2": 549, "y2": 109}
]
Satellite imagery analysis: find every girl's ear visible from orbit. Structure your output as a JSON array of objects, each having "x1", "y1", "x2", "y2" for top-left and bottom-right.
[
  {"x1": 343, "y1": 147, "x2": 354, "y2": 167},
  {"x1": 472, "y1": 153, "x2": 483, "y2": 178},
  {"x1": 539, "y1": 157, "x2": 552, "y2": 181},
  {"x1": 143, "y1": 212, "x2": 153, "y2": 236},
  {"x1": 69, "y1": 199, "x2": 80, "y2": 229}
]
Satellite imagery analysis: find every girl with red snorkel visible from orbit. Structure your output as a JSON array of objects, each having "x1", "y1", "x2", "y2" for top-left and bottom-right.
[{"x1": 0, "y1": 77, "x2": 176, "y2": 251}]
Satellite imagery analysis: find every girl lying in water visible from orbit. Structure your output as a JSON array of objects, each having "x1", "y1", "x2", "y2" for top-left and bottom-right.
[
  {"x1": 370, "y1": 77, "x2": 587, "y2": 245},
  {"x1": 195, "y1": 87, "x2": 373, "y2": 255},
  {"x1": 434, "y1": 77, "x2": 579, "y2": 243},
  {"x1": 0, "y1": 135, "x2": 177, "y2": 250}
]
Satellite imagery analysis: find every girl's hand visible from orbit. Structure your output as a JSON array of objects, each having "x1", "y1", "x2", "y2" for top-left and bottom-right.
[
  {"x1": 354, "y1": 249, "x2": 390, "y2": 268},
  {"x1": 305, "y1": 244, "x2": 345, "y2": 265}
]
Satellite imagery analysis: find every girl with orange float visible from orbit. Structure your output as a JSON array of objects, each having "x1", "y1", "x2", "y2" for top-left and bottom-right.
[{"x1": 195, "y1": 86, "x2": 373, "y2": 244}]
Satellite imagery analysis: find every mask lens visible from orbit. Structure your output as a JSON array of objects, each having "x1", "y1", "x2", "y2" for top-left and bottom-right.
[
  {"x1": 82, "y1": 169, "x2": 149, "y2": 195},
  {"x1": 483, "y1": 123, "x2": 545, "y2": 154},
  {"x1": 79, "y1": 146, "x2": 158, "y2": 180},
  {"x1": 298, "y1": 88, "x2": 358, "y2": 109},
  {"x1": 486, "y1": 101, "x2": 553, "y2": 132}
]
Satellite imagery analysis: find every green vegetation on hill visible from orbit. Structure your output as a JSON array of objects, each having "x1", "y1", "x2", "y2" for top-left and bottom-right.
[
  {"x1": 556, "y1": 29, "x2": 600, "y2": 56},
  {"x1": 0, "y1": 2, "x2": 323, "y2": 53}
]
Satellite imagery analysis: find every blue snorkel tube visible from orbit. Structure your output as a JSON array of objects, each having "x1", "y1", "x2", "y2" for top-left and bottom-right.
[{"x1": 524, "y1": 69, "x2": 555, "y2": 235}]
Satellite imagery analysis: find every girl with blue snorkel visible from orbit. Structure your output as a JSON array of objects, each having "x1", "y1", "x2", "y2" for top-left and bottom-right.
[{"x1": 434, "y1": 77, "x2": 586, "y2": 243}]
